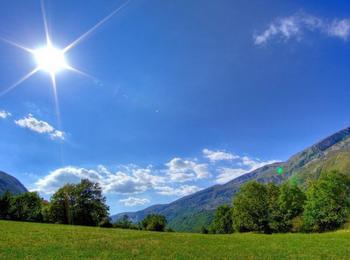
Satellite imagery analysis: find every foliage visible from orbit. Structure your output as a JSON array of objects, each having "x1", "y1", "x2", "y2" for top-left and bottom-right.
[
  {"x1": 303, "y1": 171, "x2": 350, "y2": 232},
  {"x1": 114, "y1": 214, "x2": 135, "y2": 229},
  {"x1": 141, "y1": 214, "x2": 167, "y2": 232},
  {"x1": 8, "y1": 192, "x2": 43, "y2": 222},
  {"x1": 232, "y1": 181, "x2": 270, "y2": 233},
  {"x1": 49, "y1": 179, "x2": 109, "y2": 226},
  {"x1": 0, "y1": 191, "x2": 12, "y2": 219},
  {"x1": 210, "y1": 205, "x2": 233, "y2": 234},
  {"x1": 267, "y1": 182, "x2": 306, "y2": 233}
]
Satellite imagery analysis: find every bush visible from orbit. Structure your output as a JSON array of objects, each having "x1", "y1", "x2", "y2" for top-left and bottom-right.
[{"x1": 141, "y1": 214, "x2": 167, "y2": 232}]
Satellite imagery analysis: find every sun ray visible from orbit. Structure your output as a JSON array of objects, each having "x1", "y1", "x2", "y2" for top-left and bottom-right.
[
  {"x1": 50, "y1": 72, "x2": 61, "y2": 130},
  {"x1": 0, "y1": 37, "x2": 33, "y2": 53},
  {"x1": 66, "y1": 65, "x2": 98, "y2": 82},
  {"x1": 63, "y1": 0, "x2": 131, "y2": 53},
  {"x1": 0, "y1": 68, "x2": 39, "y2": 97},
  {"x1": 40, "y1": 0, "x2": 51, "y2": 46}
]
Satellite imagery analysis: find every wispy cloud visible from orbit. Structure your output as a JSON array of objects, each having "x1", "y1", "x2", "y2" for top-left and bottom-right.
[
  {"x1": 119, "y1": 197, "x2": 150, "y2": 207},
  {"x1": 0, "y1": 110, "x2": 11, "y2": 119},
  {"x1": 254, "y1": 12, "x2": 350, "y2": 45},
  {"x1": 202, "y1": 149, "x2": 238, "y2": 162},
  {"x1": 14, "y1": 114, "x2": 65, "y2": 140}
]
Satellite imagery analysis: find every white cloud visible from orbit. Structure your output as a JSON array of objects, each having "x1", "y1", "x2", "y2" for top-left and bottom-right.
[
  {"x1": 35, "y1": 165, "x2": 166, "y2": 195},
  {"x1": 155, "y1": 185, "x2": 201, "y2": 196},
  {"x1": 0, "y1": 110, "x2": 11, "y2": 119},
  {"x1": 216, "y1": 168, "x2": 247, "y2": 184},
  {"x1": 119, "y1": 197, "x2": 150, "y2": 207},
  {"x1": 202, "y1": 148, "x2": 238, "y2": 162},
  {"x1": 240, "y1": 156, "x2": 278, "y2": 171},
  {"x1": 215, "y1": 155, "x2": 279, "y2": 184},
  {"x1": 165, "y1": 157, "x2": 210, "y2": 182},
  {"x1": 14, "y1": 114, "x2": 65, "y2": 140},
  {"x1": 254, "y1": 12, "x2": 350, "y2": 45}
]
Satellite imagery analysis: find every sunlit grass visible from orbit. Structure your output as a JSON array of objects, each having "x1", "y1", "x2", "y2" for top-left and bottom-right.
[{"x1": 0, "y1": 220, "x2": 349, "y2": 259}]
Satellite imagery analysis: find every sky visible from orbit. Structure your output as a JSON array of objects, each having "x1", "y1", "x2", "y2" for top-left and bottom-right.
[{"x1": 0, "y1": 0, "x2": 350, "y2": 214}]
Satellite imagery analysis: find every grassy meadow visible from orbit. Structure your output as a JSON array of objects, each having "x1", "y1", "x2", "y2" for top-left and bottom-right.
[{"x1": 0, "y1": 220, "x2": 349, "y2": 259}]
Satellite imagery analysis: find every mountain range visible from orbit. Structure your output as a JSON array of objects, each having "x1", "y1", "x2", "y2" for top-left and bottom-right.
[
  {"x1": 0, "y1": 171, "x2": 27, "y2": 195},
  {"x1": 112, "y1": 126, "x2": 350, "y2": 232}
]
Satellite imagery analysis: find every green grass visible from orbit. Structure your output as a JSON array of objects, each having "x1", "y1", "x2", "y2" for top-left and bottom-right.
[{"x1": 0, "y1": 221, "x2": 349, "y2": 259}]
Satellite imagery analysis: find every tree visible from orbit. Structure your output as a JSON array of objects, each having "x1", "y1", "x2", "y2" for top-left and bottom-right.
[
  {"x1": 210, "y1": 205, "x2": 233, "y2": 234},
  {"x1": 303, "y1": 171, "x2": 350, "y2": 232},
  {"x1": 141, "y1": 214, "x2": 167, "y2": 232},
  {"x1": 9, "y1": 192, "x2": 43, "y2": 222},
  {"x1": 49, "y1": 179, "x2": 109, "y2": 226},
  {"x1": 232, "y1": 181, "x2": 269, "y2": 233},
  {"x1": 267, "y1": 182, "x2": 306, "y2": 233},
  {"x1": 0, "y1": 191, "x2": 12, "y2": 219},
  {"x1": 266, "y1": 183, "x2": 282, "y2": 233},
  {"x1": 73, "y1": 179, "x2": 109, "y2": 226},
  {"x1": 277, "y1": 182, "x2": 306, "y2": 232},
  {"x1": 50, "y1": 184, "x2": 76, "y2": 224}
]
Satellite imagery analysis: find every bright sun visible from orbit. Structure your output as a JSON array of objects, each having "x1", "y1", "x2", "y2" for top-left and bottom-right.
[{"x1": 33, "y1": 46, "x2": 68, "y2": 74}]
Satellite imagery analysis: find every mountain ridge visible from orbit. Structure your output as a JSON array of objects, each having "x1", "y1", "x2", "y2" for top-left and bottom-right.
[
  {"x1": 112, "y1": 126, "x2": 350, "y2": 231},
  {"x1": 0, "y1": 171, "x2": 28, "y2": 195}
]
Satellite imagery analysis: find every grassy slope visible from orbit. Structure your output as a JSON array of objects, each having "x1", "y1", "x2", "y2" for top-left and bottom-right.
[{"x1": 1, "y1": 221, "x2": 350, "y2": 259}]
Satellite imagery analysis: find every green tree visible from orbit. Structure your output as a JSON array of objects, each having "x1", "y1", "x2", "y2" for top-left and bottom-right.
[
  {"x1": 277, "y1": 182, "x2": 306, "y2": 232},
  {"x1": 73, "y1": 179, "x2": 109, "y2": 226},
  {"x1": 303, "y1": 171, "x2": 350, "y2": 232},
  {"x1": 232, "y1": 181, "x2": 269, "y2": 233},
  {"x1": 50, "y1": 184, "x2": 76, "y2": 224},
  {"x1": 49, "y1": 179, "x2": 109, "y2": 226},
  {"x1": 141, "y1": 214, "x2": 167, "y2": 232},
  {"x1": 266, "y1": 183, "x2": 282, "y2": 233},
  {"x1": 9, "y1": 192, "x2": 43, "y2": 222},
  {"x1": 0, "y1": 191, "x2": 13, "y2": 219},
  {"x1": 210, "y1": 205, "x2": 233, "y2": 234}
]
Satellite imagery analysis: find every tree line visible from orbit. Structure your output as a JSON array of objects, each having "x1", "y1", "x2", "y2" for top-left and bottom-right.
[
  {"x1": 0, "y1": 179, "x2": 168, "y2": 232},
  {"x1": 205, "y1": 171, "x2": 350, "y2": 234}
]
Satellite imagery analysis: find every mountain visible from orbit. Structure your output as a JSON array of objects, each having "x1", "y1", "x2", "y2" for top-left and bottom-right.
[
  {"x1": 112, "y1": 126, "x2": 350, "y2": 232},
  {"x1": 0, "y1": 171, "x2": 28, "y2": 195}
]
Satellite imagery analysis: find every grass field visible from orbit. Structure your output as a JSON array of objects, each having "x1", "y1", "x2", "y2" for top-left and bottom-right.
[{"x1": 0, "y1": 221, "x2": 349, "y2": 259}]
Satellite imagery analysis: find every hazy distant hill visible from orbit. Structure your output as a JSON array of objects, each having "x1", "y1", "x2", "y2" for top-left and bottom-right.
[
  {"x1": 0, "y1": 171, "x2": 28, "y2": 195},
  {"x1": 112, "y1": 126, "x2": 350, "y2": 232}
]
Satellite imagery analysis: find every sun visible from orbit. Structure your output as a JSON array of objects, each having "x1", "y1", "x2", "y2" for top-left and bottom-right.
[{"x1": 33, "y1": 46, "x2": 68, "y2": 74}]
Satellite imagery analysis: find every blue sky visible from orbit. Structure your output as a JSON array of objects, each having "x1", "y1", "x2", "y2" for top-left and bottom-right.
[{"x1": 0, "y1": 0, "x2": 350, "y2": 214}]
